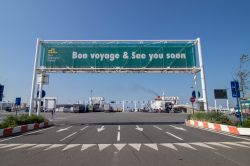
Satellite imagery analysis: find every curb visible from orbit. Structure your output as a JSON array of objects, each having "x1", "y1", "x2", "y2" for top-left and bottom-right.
[
  {"x1": 0, "y1": 121, "x2": 53, "y2": 138},
  {"x1": 186, "y1": 120, "x2": 250, "y2": 136}
]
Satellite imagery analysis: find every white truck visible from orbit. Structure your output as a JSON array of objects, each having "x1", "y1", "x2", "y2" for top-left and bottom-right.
[{"x1": 44, "y1": 97, "x2": 57, "y2": 112}]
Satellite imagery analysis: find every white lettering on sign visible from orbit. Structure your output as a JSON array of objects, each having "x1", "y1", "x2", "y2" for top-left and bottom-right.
[
  {"x1": 132, "y1": 52, "x2": 146, "y2": 59},
  {"x1": 166, "y1": 53, "x2": 186, "y2": 59},
  {"x1": 72, "y1": 52, "x2": 88, "y2": 59}
]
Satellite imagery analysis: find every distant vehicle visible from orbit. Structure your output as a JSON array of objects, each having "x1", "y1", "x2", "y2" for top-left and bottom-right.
[
  {"x1": 44, "y1": 97, "x2": 56, "y2": 112},
  {"x1": 5, "y1": 107, "x2": 11, "y2": 112}
]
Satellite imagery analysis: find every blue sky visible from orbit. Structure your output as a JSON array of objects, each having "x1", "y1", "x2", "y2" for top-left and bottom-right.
[{"x1": 0, "y1": 0, "x2": 249, "y2": 107}]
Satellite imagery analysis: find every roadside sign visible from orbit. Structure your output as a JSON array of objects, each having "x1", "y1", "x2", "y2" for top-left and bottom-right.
[
  {"x1": 0, "y1": 84, "x2": 4, "y2": 102},
  {"x1": 15, "y1": 97, "x2": 21, "y2": 106},
  {"x1": 37, "y1": 90, "x2": 46, "y2": 98},
  {"x1": 40, "y1": 41, "x2": 197, "y2": 69},
  {"x1": 231, "y1": 81, "x2": 240, "y2": 98},
  {"x1": 190, "y1": 97, "x2": 195, "y2": 103},
  {"x1": 214, "y1": 89, "x2": 227, "y2": 99},
  {"x1": 192, "y1": 90, "x2": 200, "y2": 99}
]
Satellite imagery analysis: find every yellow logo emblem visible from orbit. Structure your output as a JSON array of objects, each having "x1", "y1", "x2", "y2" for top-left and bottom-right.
[{"x1": 48, "y1": 48, "x2": 58, "y2": 55}]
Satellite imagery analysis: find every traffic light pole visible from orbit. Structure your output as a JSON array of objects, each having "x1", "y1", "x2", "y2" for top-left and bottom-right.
[{"x1": 236, "y1": 94, "x2": 243, "y2": 125}]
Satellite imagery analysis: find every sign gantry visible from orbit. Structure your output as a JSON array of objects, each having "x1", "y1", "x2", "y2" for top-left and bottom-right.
[{"x1": 29, "y1": 39, "x2": 208, "y2": 115}]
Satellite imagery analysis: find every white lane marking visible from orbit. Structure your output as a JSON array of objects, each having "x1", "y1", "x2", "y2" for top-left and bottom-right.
[
  {"x1": 206, "y1": 142, "x2": 233, "y2": 149},
  {"x1": 129, "y1": 144, "x2": 141, "y2": 151},
  {"x1": 81, "y1": 144, "x2": 95, "y2": 151},
  {"x1": 0, "y1": 126, "x2": 55, "y2": 142},
  {"x1": 221, "y1": 142, "x2": 250, "y2": 148},
  {"x1": 62, "y1": 144, "x2": 81, "y2": 151},
  {"x1": 9, "y1": 144, "x2": 36, "y2": 150},
  {"x1": 165, "y1": 132, "x2": 183, "y2": 141},
  {"x1": 135, "y1": 125, "x2": 143, "y2": 132},
  {"x1": 114, "y1": 144, "x2": 126, "y2": 151},
  {"x1": 28, "y1": 144, "x2": 51, "y2": 150},
  {"x1": 153, "y1": 125, "x2": 163, "y2": 131},
  {"x1": 57, "y1": 126, "x2": 72, "y2": 133},
  {"x1": 118, "y1": 125, "x2": 120, "y2": 131},
  {"x1": 169, "y1": 125, "x2": 187, "y2": 131},
  {"x1": 97, "y1": 126, "x2": 105, "y2": 132},
  {"x1": 160, "y1": 143, "x2": 178, "y2": 151},
  {"x1": 186, "y1": 124, "x2": 250, "y2": 141},
  {"x1": 190, "y1": 142, "x2": 216, "y2": 150},
  {"x1": 117, "y1": 131, "x2": 120, "y2": 142},
  {"x1": 239, "y1": 141, "x2": 250, "y2": 146},
  {"x1": 80, "y1": 126, "x2": 89, "y2": 131},
  {"x1": 0, "y1": 144, "x2": 21, "y2": 149},
  {"x1": 0, "y1": 144, "x2": 6, "y2": 147},
  {"x1": 60, "y1": 132, "x2": 77, "y2": 142},
  {"x1": 98, "y1": 144, "x2": 111, "y2": 151},
  {"x1": 44, "y1": 144, "x2": 65, "y2": 150},
  {"x1": 144, "y1": 144, "x2": 158, "y2": 151},
  {"x1": 174, "y1": 143, "x2": 197, "y2": 150}
]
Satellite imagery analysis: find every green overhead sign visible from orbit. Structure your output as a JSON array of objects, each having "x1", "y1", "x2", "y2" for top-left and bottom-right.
[{"x1": 39, "y1": 41, "x2": 196, "y2": 69}]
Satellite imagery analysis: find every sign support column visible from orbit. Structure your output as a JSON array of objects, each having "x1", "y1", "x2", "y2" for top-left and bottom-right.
[
  {"x1": 29, "y1": 38, "x2": 40, "y2": 116},
  {"x1": 197, "y1": 38, "x2": 208, "y2": 111},
  {"x1": 37, "y1": 74, "x2": 43, "y2": 116}
]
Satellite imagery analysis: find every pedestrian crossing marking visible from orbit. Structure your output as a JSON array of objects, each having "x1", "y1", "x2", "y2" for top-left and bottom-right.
[
  {"x1": 159, "y1": 143, "x2": 178, "y2": 151},
  {"x1": 144, "y1": 144, "x2": 158, "y2": 151},
  {"x1": 114, "y1": 144, "x2": 126, "y2": 151},
  {"x1": 44, "y1": 144, "x2": 65, "y2": 150},
  {"x1": 129, "y1": 144, "x2": 141, "y2": 151},
  {"x1": 0, "y1": 142, "x2": 248, "y2": 152}
]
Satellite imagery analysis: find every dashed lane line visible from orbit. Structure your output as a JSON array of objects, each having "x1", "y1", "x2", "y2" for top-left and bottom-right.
[
  {"x1": 80, "y1": 126, "x2": 89, "y2": 131},
  {"x1": 165, "y1": 131, "x2": 183, "y2": 141},
  {"x1": 169, "y1": 125, "x2": 187, "y2": 131},
  {"x1": 117, "y1": 131, "x2": 121, "y2": 142},
  {"x1": 60, "y1": 132, "x2": 78, "y2": 142},
  {"x1": 153, "y1": 125, "x2": 163, "y2": 131},
  {"x1": 56, "y1": 126, "x2": 72, "y2": 133}
]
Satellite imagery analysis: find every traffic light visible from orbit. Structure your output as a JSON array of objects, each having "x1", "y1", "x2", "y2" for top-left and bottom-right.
[{"x1": 0, "y1": 84, "x2": 4, "y2": 102}]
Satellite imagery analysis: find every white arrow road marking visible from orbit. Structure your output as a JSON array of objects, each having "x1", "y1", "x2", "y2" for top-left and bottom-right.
[
  {"x1": 135, "y1": 125, "x2": 143, "y2": 132},
  {"x1": 44, "y1": 144, "x2": 65, "y2": 151},
  {"x1": 80, "y1": 126, "x2": 89, "y2": 131},
  {"x1": 117, "y1": 131, "x2": 121, "y2": 142},
  {"x1": 153, "y1": 125, "x2": 163, "y2": 131},
  {"x1": 98, "y1": 144, "x2": 111, "y2": 151},
  {"x1": 144, "y1": 144, "x2": 158, "y2": 151},
  {"x1": 221, "y1": 142, "x2": 250, "y2": 148},
  {"x1": 165, "y1": 132, "x2": 183, "y2": 141},
  {"x1": 62, "y1": 144, "x2": 81, "y2": 151},
  {"x1": 118, "y1": 125, "x2": 120, "y2": 131},
  {"x1": 174, "y1": 143, "x2": 197, "y2": 150},
  {"x1": 129, "y1": 144, "x2": 141, "y2": 151},
  {"x1": 97, "y1": 126, "x2": 105, "y2": 132},
  {"x1": 169, "y1": 125, "x2": 186, "y2": 131},
  {"x1": 190, "y1": 143, "x2": 216, "y2": 150},
  {"x1": 56, "y1": 126, "x2": 72, "y2": 133},
  {"x1": 205, "y1": 142, "x2": 233, "y2": 149},
  {"x1": 28, "y1": 144, "x2": 51, "y2": 150},
  {"x1": 114, "y1": 144, "x2": 126, "y2": 151},
  {"x1": 81, "y1": 144, "x2": 96, "y2": 151},
  {"x1": 0, "y1": 144, "x2": 21, "y2": 149},
  {"x1": 160, "y1": 143, "x2": 178, "y2": 151},
  {"x1": 60, "y1": 132, "x2": 77, "y2": 142},
  {"x1": 9, "y1": 144, "x2": 36, "y2": 150}
]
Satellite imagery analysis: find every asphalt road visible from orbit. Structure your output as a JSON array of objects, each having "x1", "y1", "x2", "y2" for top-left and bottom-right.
[{"x1": 0, "y1": 112, "x2": 250, "y2": 166}]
